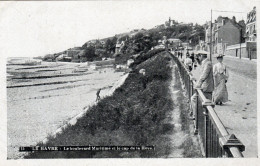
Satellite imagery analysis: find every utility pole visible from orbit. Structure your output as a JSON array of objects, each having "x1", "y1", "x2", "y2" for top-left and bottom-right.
[
  {"x1": 210, "y1": 9, "x2": 213, "y2": 62},
  {"x1": 240, "y1": 28, "x2": 242, "y2": 59}
]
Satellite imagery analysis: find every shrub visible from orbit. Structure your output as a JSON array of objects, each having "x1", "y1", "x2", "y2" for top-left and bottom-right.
[
  {"x1": 129, "y1": 48, "x2": 165, "y2": 68},
  {"x1": 25, "y1": 52, "x2": 174, "y2": 158},
  {"x1": 114, "y1": 53, "x2": 133, "y2": 65}
]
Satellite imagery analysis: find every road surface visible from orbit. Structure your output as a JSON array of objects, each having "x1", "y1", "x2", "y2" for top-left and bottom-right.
[{"x1": 177, "y1": 51, "x2": 257, "y2": 157}]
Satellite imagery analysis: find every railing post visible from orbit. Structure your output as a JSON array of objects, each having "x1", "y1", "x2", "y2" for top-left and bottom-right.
[
  {"x1": 202, "y1": 100, "x2": 215, "y2": 158},
  {"x1": 191, "y1": 81, "x2": 194, "y2": 95},
  {"x1": 203, "y1": 107, "x2": 209, "y2": 157},
  {"x1": 188, "y1": 76, "x2": 190, "y2": 101},
  {"x1": 219, "y1": 134, "x2": 245, "y2": 157},
  {"x1": 193, "y1": 90, "x2": 199, "y2": 135}
]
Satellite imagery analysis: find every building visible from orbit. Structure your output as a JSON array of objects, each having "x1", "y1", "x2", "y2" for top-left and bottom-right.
[
  {"x1": 195, "y1": 40, "x2": 207, "y2": 51},
  {"x1": 66, "y1": 47, "x2": 82, "y2": 57},
  {"x1": 154, "y1": 44, "x2": 165, "y2": 49},
  {"x1": 205, "y1": 16, "x2": 245, "y2": 54},
  {"x1": 143, "y1": 33, "x2": 151, "y2": 42},
  {"x1": 225, "y1": 7, "x2": 257, "y2": 59},
  {"x1": 165, "y1": 17, "x2": 177, "y2": 28},
  {"x1": 167, "y1": 38, "x2": 182, "y2": 44},
  {"x1": 86, "y1": 39, "x2": 98, "y2": 47},
  {"x1": 204, "y1": 21, "x2": 211, "y2": 46},
  {"x1": 213, "y1": 16, "x2": 244, "y2": 54},
  {"x1": 162, "y1": 36, "x2": 167, "y2": 45},
  {"x1": 100, "y1": 40, "x2": 106, "y2": 45},
  {"x1": 246, "y1": 6, "x2": 257, "y2": 42},
  {"x1": 115, "y1": 41, "x2": 125, "y2": 54},
  {"x1": 167, "y1": 38, "x2": 182, "y2": 50},
  {"x1": 182, "y1": 42, "x2": 189, "y2": 49},
  {"x1": 153, "y1": 24, "x2": 165, "y2": 29},
  {"x1": 99, "y1": 40, "x2": 106, "y2": 48}
]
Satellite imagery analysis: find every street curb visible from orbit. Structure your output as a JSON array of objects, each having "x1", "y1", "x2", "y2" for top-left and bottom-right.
[{"x1": 221, "y1": 55, "x2": 257, "y2": 63}]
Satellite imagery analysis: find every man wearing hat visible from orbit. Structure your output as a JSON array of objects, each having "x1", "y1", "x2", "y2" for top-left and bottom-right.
[
  {"x1": 194, "y1": 53, "x2": 214, "y2": 99},
  {"x1": 190, "y1": 52, "x2": 214, "y2": 116}
]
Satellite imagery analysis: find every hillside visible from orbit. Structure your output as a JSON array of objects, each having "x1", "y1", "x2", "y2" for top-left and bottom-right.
[{"x1": 41, "y1": 20, "x2": 205, "y2": 63}]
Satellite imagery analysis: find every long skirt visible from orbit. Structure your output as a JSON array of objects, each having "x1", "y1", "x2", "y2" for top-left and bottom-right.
[{"x1": 213, "y1": 73, "x2": 228, "y2": 103}]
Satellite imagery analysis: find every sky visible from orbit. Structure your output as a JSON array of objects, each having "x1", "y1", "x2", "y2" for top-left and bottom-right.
[{"x1": 0, "y1": 0, "x2": 258, "y2": 58}]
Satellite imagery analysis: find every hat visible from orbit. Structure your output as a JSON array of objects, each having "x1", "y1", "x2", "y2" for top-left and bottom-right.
[
  {"x1": 196, "y1": 50, "x2": 209, "y2": 55},
  {"x1": 216, "y1": 54, "x2": 224, "y2": 58}
]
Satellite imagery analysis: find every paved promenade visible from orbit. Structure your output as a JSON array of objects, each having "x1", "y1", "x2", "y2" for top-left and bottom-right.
[{"x1": 172, "y1": 51, "x2": 257, "y2": 157}]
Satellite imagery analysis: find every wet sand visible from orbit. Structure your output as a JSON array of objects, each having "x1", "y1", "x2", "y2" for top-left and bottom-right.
[{"x1": 7, "y1": 61, "x2": 125, "y2": 159}]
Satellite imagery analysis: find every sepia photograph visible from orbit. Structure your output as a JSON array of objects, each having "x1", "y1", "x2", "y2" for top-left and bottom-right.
[{"x1": 0, "y1": 0, "x2": 259, "y2": 165}]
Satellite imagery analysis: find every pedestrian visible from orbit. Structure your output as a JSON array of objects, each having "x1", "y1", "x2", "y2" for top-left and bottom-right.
[
  {"x1": 194, "y1": 53, "x2": 214, "y2": 100},
  {"x1": 190, "y1": 53, "x2": 214, "y2": 116},
  {"x1": 186, "y1": 51, "x2": 190, "y2": 58},
  {"x1": 184, "y1": 55, "x2": 193, "y2": 72},
  {"x1": 180, "y1": 51, "x2": 183, "y2": 59},
  {"x1": 139, "y1": 69, "x2": 148, "y2": 89},
  {"x1": 193, "y1": 57, "x2": 198, "y2": 70},
  {"x1": 212, "y1": 54, "x2": 229, "y2": 105},
  {"x1": 190, "y1": 52, "x2": 195, "y2": 66},
  {"x1": 96, "y1": 88, "x2": 101, "y2": 102},
  {"x1": 178, "y1": 51, "x2": 180, "y2": 58}
]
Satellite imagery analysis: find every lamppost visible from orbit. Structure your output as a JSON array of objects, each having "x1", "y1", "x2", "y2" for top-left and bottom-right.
[
  {"x1": 210, "y1": 9, "x2": 213, "y2": 62},
  {"x1": 240, "y1": 28, "x2": 242, "y2": 59}
]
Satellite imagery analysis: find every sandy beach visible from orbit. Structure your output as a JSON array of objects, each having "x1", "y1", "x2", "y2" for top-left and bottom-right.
[{"x1": 7, "y1": 60, "x2": 125, "y2": 159}]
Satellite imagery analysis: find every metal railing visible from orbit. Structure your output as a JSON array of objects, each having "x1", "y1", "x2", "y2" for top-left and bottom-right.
[{"x1": 168, "y1": 51, "x2": 245, "y2": 158}]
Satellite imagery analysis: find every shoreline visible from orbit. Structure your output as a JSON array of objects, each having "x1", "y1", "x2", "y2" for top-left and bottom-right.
[
  {"x1": 7, "y1": 61, "x2": 126, "y2": 159},
  {"x1": 40, "y1": 72, "x2": 129, "y2": 145}
]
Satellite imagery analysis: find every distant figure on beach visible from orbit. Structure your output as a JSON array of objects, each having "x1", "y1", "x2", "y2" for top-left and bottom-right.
[
  {"x1": 96, "y1": 89, "x2": 101, "y2": 102},
  {"x1": 212, "y1": 54, "x2": 229, "y2": 105}
]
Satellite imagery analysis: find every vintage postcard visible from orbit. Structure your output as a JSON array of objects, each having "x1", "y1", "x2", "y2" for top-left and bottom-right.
[{"x1": 0, "y1": 0, "x2": 259, "y2": 165}]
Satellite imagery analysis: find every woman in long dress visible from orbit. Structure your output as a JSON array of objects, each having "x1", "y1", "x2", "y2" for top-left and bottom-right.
[{"x1": 213, "y1": 54, "x2": 229, "y2": 105}]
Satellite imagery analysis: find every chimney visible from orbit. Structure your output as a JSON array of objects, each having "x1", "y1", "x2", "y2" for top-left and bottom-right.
[{"x1": 232, "y1": 16, "x2": 236, "y2": 23}]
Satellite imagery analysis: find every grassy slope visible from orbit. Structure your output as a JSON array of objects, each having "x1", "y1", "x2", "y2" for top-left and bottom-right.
[
  {"x1": 25, "y1": 51, "x2": 174, "y2": 158},
  {"x1": 25, "y1": 51, "x2": 201, "y2": 158},
  {"x1": 172, "y1": 65, "x2": 203, "y2": 158}
]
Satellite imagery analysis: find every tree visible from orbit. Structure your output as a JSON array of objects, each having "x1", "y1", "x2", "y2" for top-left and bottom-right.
[
  {"x1": 105, "y1": 39, "x2": 112, "y2": 51},
  {"x1": 110, "y1": 36, "x2": 118, "y2": 52},
  {"x1": 82, "y1": 46, "x2": 96, "y2": 61}
]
